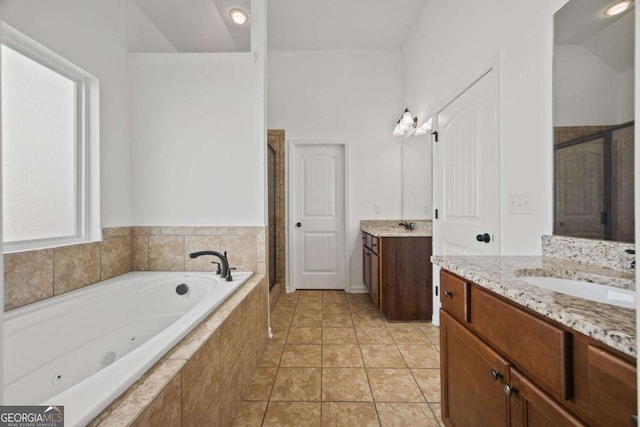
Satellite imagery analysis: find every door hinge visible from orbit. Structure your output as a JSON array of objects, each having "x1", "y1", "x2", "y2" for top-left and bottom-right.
[
  {"x1": 435, "y1": 209, "x2": 438, "y2": 219},
  {"x1": 431, "y1": 131, "x2": 439, "y2": 142},
  {"x1": 435, "y1": 285, "x2": 439, "y2": 296}
]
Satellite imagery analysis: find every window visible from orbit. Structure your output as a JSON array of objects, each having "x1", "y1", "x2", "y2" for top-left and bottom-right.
[{"x1": 1, "y1": 25, "x2": 99, "y2": 252}]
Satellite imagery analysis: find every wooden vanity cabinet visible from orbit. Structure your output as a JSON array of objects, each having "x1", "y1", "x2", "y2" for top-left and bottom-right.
[
  {"x1": 440, "y1": 269, "x2": 637, "y2": 427},
  {"x1": 361, "y1": 232, "x2": 432, "y2": 320}
]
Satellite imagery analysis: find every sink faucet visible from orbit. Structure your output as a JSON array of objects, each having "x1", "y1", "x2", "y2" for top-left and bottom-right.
[
  {"x1": 189, "y1": 250, "x2": 233, "y2": 281},
  {"x1": 625, "y1": 249, "x2": 635, "y2": 269},
  {"x1": 399, "y1": 221, "x2": 414, "y2": 230}
]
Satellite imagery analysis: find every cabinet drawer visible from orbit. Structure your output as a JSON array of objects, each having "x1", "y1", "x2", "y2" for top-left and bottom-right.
[
  {"x1": 440, "y1": 271, "x2": 469, "y2": 323},
  {"x1": 470, "y1": 287, "x2": 569, "y2": 399}
]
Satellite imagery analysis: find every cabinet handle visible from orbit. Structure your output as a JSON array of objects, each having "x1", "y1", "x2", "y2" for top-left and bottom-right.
[
  {"x1": 444, "y1": 290, "x2": 453, "y2": 298},
  {"x1": 503, "y1": 384, "x2": 518, "y2": 396},
  {"x1": 490, "y1": 369, "x2": 503, "y2": 381}
]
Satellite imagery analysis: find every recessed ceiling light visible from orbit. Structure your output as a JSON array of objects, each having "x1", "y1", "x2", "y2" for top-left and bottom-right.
[
  {"x1": 603, "y1": 0, "x2": 633, "y2": 16},
  {"x1": 229, "y1": 8, "x2": 249, "y2": 25}
]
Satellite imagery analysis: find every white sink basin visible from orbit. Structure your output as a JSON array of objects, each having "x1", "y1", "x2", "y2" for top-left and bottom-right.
[{"x1": 519, "y1": 276, "x2": 635, "y2": 309}]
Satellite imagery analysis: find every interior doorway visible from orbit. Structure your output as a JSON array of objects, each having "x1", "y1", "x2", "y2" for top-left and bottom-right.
[{"x1": 267, "y1": 130, "x2": 286, "y2": 296}]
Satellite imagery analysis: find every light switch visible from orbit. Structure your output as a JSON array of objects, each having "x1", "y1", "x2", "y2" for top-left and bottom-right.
[{"x1": 508, "y1": 192, "x2": 533, "y2": 215}]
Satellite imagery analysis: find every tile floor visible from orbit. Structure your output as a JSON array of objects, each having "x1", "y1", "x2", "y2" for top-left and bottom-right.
[{"x1": 232, "y1": 290, "x2": 442, "y2": 426}]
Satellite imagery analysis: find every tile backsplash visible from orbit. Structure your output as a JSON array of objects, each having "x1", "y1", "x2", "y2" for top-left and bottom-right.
[
  {"x1": 4, "y1": 226, "x2": 266, "y2": 311},
  {"x1": 542, "y1": 235, "x2": 635, "y2": 271}
]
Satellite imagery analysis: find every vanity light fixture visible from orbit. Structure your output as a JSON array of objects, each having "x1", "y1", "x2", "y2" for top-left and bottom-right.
[
  {"x1": 603, "y1": 0, "x2": 633, "y2": 16},
  {"x1": 229, "y1": 8, "x2": 249, "y2": 24},
  {"x1": 393, "y1": 108, "x2": 417, "y2": 136},
  {"x1": 414, "y1": 118, "x2": 433, "y2": 136}
]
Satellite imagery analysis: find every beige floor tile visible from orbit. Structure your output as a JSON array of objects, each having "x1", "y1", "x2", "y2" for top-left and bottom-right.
[
  {"x1": 322, "y1": 303, "x2": 350, "y2": 314},
  {"x1": 352, "y1": 314, "x2": 385, "y2": 328},
  {"x1": 322, "y1": 368, "x2": 373, "y2": 402},
  {"x1": 270, "y1": 318, "x2": 293, "y2": 331},
  {"x1": 356, "y1": 328, "x2": 395, "y2": 345},
  {"x1": 397, "y1": 345, "x2": 440, "y2": 368},
  {"x1": 349, "y1": 303, "x2": 379, "y2": 314},
  {"x1": 292, "y1": 312, "x2": 323, "y2": 328},
  {"x1": 297, "y1": 292, "x2": 323, "y2": 304},
  {"x1": 412, "y1": 369, "x2": 441, "y2": 402},
  {"x1": 280, "y1": 345, "x2": 322, "y2": 367},
  {"x1": 270, "y1": 328, "x2": 289, "y2": 345},
  {"x1": 233, "y1": 401, "x2": 267, "y2": 426},
  {"x1": 271, "y1": 368, "x2": 322, "y2": 401},
  {"x1": 323, "y1": 312, "x2": 353, "y2": 328},
  {"x1": 263, "y1": 402, "x2": 321, "y2": 427},
  {"x1": 323, "y1": 327, "x2": 358, "y2": 344},
  {"x1": 245, "y1": 367, "x2": 278, "y2": 401},
  {"x1": 322, "y1": 345, "x2": 363, "y2": 367},
  {"x1": 322, "y1": 402, "x2": 379, "y2": 426},
  {"x1": 323, "y1": 290, "x2": 347, "y2": 302},
  {"x1": 367, "y1": 369, "x2": 425, "y2": 402},
  {"x1": 376, "y1": 402, "x2": 438, "y2": 427},
  {"x1": 270, "y1": 311, "x2": 294, "y2": 323},
  {"x1": 360, "y1": 345, "x2": 407, "y2": 368},
  {"x1": 287, "y1": 327, "x2": 323, "y2": 344},
  {"x1": 296, "y1": 303, "x2": 324, "y2": 315},
  {"x1": 278, "y1": 292, "x2": 300, "y2": 304},
  {"x1": 421, "y1": 325, "x2": 440, "y2": 346},
  {"x1": 429, "y1": 402, "x2": 443, "y2": 426},
  {"x1": 387, "y1": 328, "x2": 431, "y2": 345},
  {"x1": 260, "y1": 344, "x2": 284, "y2": 368}
]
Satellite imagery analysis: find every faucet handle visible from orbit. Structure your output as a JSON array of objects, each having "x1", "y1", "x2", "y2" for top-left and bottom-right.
[{"x1": 210, "y1": 261, "x2": 221, "y2": 275}]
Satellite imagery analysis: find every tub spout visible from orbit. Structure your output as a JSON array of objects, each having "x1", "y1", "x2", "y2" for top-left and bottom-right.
[{"x1": 189, "y1": 250, "x2": 232, "y2": 281}]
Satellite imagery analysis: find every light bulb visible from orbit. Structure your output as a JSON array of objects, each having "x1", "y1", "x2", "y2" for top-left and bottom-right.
[
  {"x1": 229, "y1": 8, "x2": 249, "y2": 24},
  {"x1": 603, "y1": 0, "x2": 633, "y2": 16}
]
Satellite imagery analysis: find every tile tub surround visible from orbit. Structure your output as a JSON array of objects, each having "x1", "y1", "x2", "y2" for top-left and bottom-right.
[
  {"x1": 132, "y1": 226, "x2": 266, "y2": 275},
  {"x1": 431, "y1": 255, "x2": 636, "y2": 356},
  {"x1": 361, "y1": 219, "x2": 432, "y2": 237},
  {"x1": 5, "y1": 225, "x2": 267, "y2": 311},
  {"x1": 4, "y1": 227, "x2": 134, "y2": 311},
  {"x1": 91, "y1": 274, "x2": 269, "y2": 426},
  {"x1": 542, "y1": 235, "x2": 636, "y2": 272}
]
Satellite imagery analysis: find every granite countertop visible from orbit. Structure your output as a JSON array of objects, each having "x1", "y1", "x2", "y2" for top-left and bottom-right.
[
  {"x1": 361, "y1": 219, "x2": 432, "y2": 237},
  {"x1": 431, "y1": 255, "x2": 636, "y2": 357}
]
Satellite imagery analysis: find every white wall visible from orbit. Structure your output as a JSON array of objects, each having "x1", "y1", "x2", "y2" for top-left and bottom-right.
[
  {"x1": 268, "y1": 49, "x2": 404, "y2": 290},
  {"x1": 554, "y1": 44, "x2": 633, "y2": 126},
  {"x1": 3, "y1": 0, "x2": 132, "y2": 227},
  {"x1": 404, "y1": 0, "x2": 568, "y2": 255},
  {"x1": 127, "y1": 1, "x2": 177, "y2": 53},
  {"x1": 129, "y1": 53, "x2": 265, "y2": 225}
]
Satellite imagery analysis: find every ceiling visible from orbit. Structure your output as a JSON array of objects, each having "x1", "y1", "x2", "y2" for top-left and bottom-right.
[
  {"x1": 131, "y1": 0, "x2": 426, "y2": 52},
  {"x1": 554, "y1": 0, "x2": 634, "y2": 72}
]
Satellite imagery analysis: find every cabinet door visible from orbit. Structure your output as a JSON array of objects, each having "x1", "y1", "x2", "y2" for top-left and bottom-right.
[
  {"x1": 363, "y1": 247, "x2": 371, "y2": 290},
  {"x1": 509, "y1": 368, "x2": 585, "y2": 427},
  {"x1": 370, "y1": 251, "x2": 379, "y2": 307},
  {"x1": 441, "y1": 311, "x2": 509, "y2": 427},
  {"x1": 587, "y1": 345, "x2": 637, "y2": 427}
]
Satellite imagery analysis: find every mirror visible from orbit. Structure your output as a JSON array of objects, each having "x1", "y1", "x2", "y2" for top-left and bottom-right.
[
  {"x1": 401, "y1": 133, "x2": 432, "y2": 220},
  {"x1": 553, "y1": 0, "x2": 635, "y2": 242}
]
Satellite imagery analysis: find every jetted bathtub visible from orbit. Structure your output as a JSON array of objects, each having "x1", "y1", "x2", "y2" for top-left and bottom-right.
[{"x1": 4, "y1": 270, "x2": 253, "y2": 426}]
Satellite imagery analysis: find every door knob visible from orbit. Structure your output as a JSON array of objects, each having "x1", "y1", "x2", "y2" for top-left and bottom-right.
[
  {"x1": 476, "y1": 233, "x2": 491, "y2": 243},
  {"x1": 490, "y1": 369, "x2": 503, "y2": 381},
  {"x1": 296, "y1": 222, "x2": 302, "y2": 228}
]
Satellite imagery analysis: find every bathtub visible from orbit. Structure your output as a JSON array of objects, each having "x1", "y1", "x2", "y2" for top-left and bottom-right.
[{"x1": 3, "y1": 270, "x2": 253, "y2": 426}]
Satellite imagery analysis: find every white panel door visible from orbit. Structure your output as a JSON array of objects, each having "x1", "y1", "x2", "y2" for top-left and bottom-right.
[
  {"x1": 291, "y1": 143, "x2": 346, "y2": 290},
  {"x1": 433, "y1": 68, "x2": 500, "y2": 257}
]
